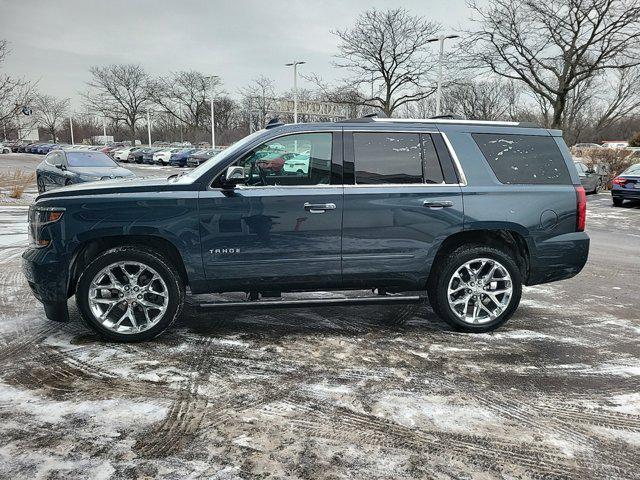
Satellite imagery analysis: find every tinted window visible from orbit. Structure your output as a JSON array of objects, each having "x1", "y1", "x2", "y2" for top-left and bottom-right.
[
  {"x1": 354, "y1": 133, "x2": 422, "y2": 184},
  {"x1": 422, "y1": 134, "x2": 444, "y2": 184},
  {"x1": 47, "y1": 152, "x2": 63, "y2": 166},
  {"x1": 66, "y1": 151, "x2": 117, "y2": 167},
  {"x1": 235, "y1": 133, "x2": 332, "y2": 186},
  {"x1": 473, "y1": 134, "x2": 571, "y2": 185}
]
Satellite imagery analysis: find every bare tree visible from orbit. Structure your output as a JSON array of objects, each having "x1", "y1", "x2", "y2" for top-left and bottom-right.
[
  {"x1": 240, "y1": 76, "x2": 276, "y2": 131},
  {"x1": 83, "y1": 64, "x2": 149, "y2": 143},
  {"x1": 445, "y1": 79, "x2": 521, "y2": 121},
  {"x1": 461, "y1": 0, "x2": 640, "y2": 128},
  {"x1": 33, "y1": 94, "x2": 70, "y2": 141},
  {"x1": 0, "y1": 40, "x2": 37, "y2": 134},
  {"x1": 147, "y1": 71, "x2": 222, "y2": 133},
  {"x1": 331, "y1": 8, "x2": 441, "y2": 117}
]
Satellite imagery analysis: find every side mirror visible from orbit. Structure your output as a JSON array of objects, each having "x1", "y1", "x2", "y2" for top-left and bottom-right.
[
  {"x1": 223, "y1": 166, "x2": 246, "y2": 188},
  {"x1": 56, "y1": 163, "x2": 65, "y2": 170}
]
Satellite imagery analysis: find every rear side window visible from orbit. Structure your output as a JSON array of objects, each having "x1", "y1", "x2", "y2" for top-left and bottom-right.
[
  {"x1": 472, "y1": 134, "x2": 572, "y2": 185},
  {"x1": 354, "y1": 133, "x2": 422, "y2": 184}
]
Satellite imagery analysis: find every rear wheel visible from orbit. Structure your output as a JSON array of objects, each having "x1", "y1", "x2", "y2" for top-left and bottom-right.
[
  {"x1": 428, "y1": 245, "x2": 522, "y2": 332},
  {"x1": 75, "y1": 246, "x2": 185, "y2": 342},
  {"x1": 613, "y1": 197, "x2": 624, "y2": 207}
]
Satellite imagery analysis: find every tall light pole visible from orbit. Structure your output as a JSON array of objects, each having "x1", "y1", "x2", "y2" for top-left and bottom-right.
[
  {"x1": 102, "y1": 117, "x2": 107, "y2": 145},
  {"x1": 427, "y1": 34, "x2": 460, "y2": 116},
  {"x1": 146, "y1": 110, "x2": 152, "y2": 147},
  {"x1": 285, "y1": 61, "x2": 306, "y2": 123},
  {"x1": 69, "y1": 115, "x2": 75, "y2": 145},
  {"x1": 206, "y1": 75, "x2": 219, "y2": 148}
]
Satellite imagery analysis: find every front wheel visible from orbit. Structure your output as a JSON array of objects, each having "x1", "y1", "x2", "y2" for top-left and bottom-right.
[
  {"x1": 613, "y1": 197, "x2": 624, "y2": 207},
  {"x1": 37, "y1": 176, "x2": 45, "y2": 193},
  {"x1": 75, "y1": 246, "x2": 185, "y2": 342},
  {"x1": 428, "y1": 246, "x2": 522, "y2": 333}
]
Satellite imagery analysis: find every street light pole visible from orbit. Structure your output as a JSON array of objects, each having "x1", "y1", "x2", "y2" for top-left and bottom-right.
[
  {"x1": 102, "y1": 118, "x2": 107, "y2": 145},
  {"x1": 146, "y1": 110, "x2": 152, "y2": 147},
  {"x1": 285, "y1": 61, "x2": 306, "y2": 123},
  {"x1": 427, "y1": 34, "x2": 460, "y2": 116},
  {"x1": 69, "y1": 115, "x2": 74, "y2": 145},
  {"x1": 206, "y1": 75, "x2": 220, "y2": 148}
]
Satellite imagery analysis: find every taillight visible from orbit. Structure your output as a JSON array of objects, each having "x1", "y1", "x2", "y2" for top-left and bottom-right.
[
  {"x1": 612, "y1": 177, "x2": 627, "y2": 186},
  {"x1": 575, "y1": 185, "x2": 586, "y2": 232}
]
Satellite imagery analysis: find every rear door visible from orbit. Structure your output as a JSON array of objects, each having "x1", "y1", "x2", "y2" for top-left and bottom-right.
[
  {"x1": 341, "y1": 129, "x2": 464, "y2": 290},
  {"x1": 198, "y1": 130, "x2": 344, "y2": 291}
]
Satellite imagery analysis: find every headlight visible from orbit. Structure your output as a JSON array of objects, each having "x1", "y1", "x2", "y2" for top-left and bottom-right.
[{"x1": 28, "y1": 206, "x2": 65, "y2": 248}]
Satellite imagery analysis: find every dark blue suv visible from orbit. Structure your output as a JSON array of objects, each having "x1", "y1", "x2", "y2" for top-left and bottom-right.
[{"x1": 23, "y1": 117, "x2": 589, "y2": 342}]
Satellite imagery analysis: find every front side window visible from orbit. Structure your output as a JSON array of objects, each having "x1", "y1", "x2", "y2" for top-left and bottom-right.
[
  {"x1": 473, "y1": 133, "x2": 572, "y2": 185},
  {"x1": 47, "y1": 152, "x2": 63, "y2": 166},
  {"x1": 233, "y1": 132, "x2": 332, "y2": 186},
  {"x1": 354, "y1": 133, "x2": 423, "y2": 184}
]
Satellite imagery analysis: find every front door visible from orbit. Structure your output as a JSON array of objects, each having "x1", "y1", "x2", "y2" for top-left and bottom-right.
[
  {"x1": 198, "y1": 131, "x2": 343, "y2": 291},
  {"x1": 341, "y1": 130, "x2": 464, "y2": 290}
]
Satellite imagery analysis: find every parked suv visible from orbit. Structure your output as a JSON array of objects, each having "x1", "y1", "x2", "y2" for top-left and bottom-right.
[{"x1": 23, "y1": 117, "x2": 589, "y2": 342}]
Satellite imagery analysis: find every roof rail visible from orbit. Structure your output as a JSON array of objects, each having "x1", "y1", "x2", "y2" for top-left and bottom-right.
[
  {"x1": 265, "y1": 118, "x2": 285, "y2": 129},
  {"x1": 339, "y1": 113, "x2": 539, "y2": 128}
]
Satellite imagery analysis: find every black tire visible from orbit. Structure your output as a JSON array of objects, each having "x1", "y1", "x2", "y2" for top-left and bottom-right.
[
  {"x1": 613, "y1": 197, "x2": 624, "y2": 207},
  {"x1": 427, "y1": 245, "x2": 522, "y2": 333},
  {"x1": 65, "y1": 179, "x2": 72, "y2": 186},
  {"x1": 75, "y1": 246, "x2": 185, "y2": 342},
  {"x1": 37, "y1": 176, "x2": 45, "y2": 193}
]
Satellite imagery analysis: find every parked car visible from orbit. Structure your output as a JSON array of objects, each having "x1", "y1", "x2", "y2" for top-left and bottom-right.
[
  {"x1": 35, "y1": 149, "x2": 135, "y2": 193},
  {"x1": 186, "y1": 149, "x2": 221, "y2": 168},
  {"x1": 573, "y1": 161, "x2": 603, "y2": 194},
  {"x1": 128, "y1": 147, "x2": 152, "y2": 163},
  {"x1": 0, "y1": 143, "x2": 11, "y2": 154},
  {"x1": 611, "y1": 163, "x2": 640, "y2": 207},
  {"x1": 113, "y1": 147, "x2": 141, "y2": 162},
  {"x1": 283, "y1": 152, "x2": 311, "y2": 175},
  {"x1": 169, "y1": 148, "x2": 197, "y2": 167},
  {"x1": 24, "y1": 116, "x2": 590, "y2": 342},
  {"x1": 153, "y1": 148, "x2": 180, "y2": 165},
  {"x1": 142, "y1": 148, "x2": 162, "y2": 164}
]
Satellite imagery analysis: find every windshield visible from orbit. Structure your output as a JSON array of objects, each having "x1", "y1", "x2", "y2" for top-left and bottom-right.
[
  {"x1": 67, "y1": 151, "x2": 118, "y2": 167},
  {"x1": 176, "y1": 129, "x2": 267, "y2": 184}
]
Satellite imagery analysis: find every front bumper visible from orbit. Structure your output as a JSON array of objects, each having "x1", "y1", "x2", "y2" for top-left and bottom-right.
[{"x1": 22, "y1": 247, "x2": 70, "y2": 321}]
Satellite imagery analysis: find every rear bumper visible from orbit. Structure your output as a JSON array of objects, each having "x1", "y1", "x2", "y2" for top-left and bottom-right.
[
  {"x1": 611, "y1": 187, "x2": 640, "y2": 201},
  {"x1": 22, "y1": 247, "x2": 70, "y2": 321},
  {"x1": 527, "y1": 232, "x2": 590, "y2": 285}
]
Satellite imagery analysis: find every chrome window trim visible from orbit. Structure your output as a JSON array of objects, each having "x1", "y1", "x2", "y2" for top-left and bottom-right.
[
  {"x1": 440, "y1": 132, "x2": 468, "y2": 186},
  {"x1": 347, "y1": 129, "x2": 462, "y2": 187},
  {"x1": 206, "y1": 130, "x2": 336, "y2": 191}
]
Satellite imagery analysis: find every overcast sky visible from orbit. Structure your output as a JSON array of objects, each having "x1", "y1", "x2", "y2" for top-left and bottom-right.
[{"x1": 0, "y1": 0, "x2": 474, "y2": 110}]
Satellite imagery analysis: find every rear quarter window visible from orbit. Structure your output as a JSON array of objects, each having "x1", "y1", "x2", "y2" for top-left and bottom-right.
[{"x1": 472, "y1": 133, "x2": 572, "y2": 185}]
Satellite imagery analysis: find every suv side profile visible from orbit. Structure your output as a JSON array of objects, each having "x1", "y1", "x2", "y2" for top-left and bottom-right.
[{"x1": 23, "y1": 117, "x2": 589, "y2": 342}]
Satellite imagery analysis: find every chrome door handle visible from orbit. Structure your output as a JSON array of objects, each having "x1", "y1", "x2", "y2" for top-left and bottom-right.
[
  {"x1": 423, "y1": 200, "x2": 453, "y2": 209},
  {"x1": 304, "y1": 202, "x2": 336, "y2": 213}
]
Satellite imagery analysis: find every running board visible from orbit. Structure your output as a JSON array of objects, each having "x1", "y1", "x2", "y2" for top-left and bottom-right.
[{"x1": 198, "y1": 295, "x2": 424, "y2": 310}]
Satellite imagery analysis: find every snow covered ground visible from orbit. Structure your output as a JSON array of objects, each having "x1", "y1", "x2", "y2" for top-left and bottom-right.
[{"x1": 0, "y1": 154, "x2": 639, "y2": 478}]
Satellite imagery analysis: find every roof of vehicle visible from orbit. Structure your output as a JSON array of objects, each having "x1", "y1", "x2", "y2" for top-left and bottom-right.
[{"x1": 340, "y1": 115, "x2": 540, "y2": 128}]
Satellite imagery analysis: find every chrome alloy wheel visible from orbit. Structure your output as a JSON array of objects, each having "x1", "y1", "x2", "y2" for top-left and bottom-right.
[
  {"x1": 447, "y1": 257, "x2": 513, "y2": 325},
  {"x1": 88, "y1": 261, "x2": 169, "y2": 334}
]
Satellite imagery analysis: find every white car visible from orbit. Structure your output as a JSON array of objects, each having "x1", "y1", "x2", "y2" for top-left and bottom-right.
[
  {"x1": 152, "y1": 148, "x2": 180, "y2": 165},
  {"x1": 0, "y1": 143, "x2": 11, "y2": 154},
  {"x1": 283, "y1": 153, "x2": 311, "y2": 175},
  {"x1": 112, "y1": 147, "x2": 138, "y2": 161}
]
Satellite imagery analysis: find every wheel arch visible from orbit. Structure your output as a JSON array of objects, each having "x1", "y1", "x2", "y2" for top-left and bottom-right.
[
  {"x1": 428, "y1": 229, "x2": 531, "y2": 287},
  {"x1": 68, "y1": 235, "x2": 189, "y2": 296}
]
